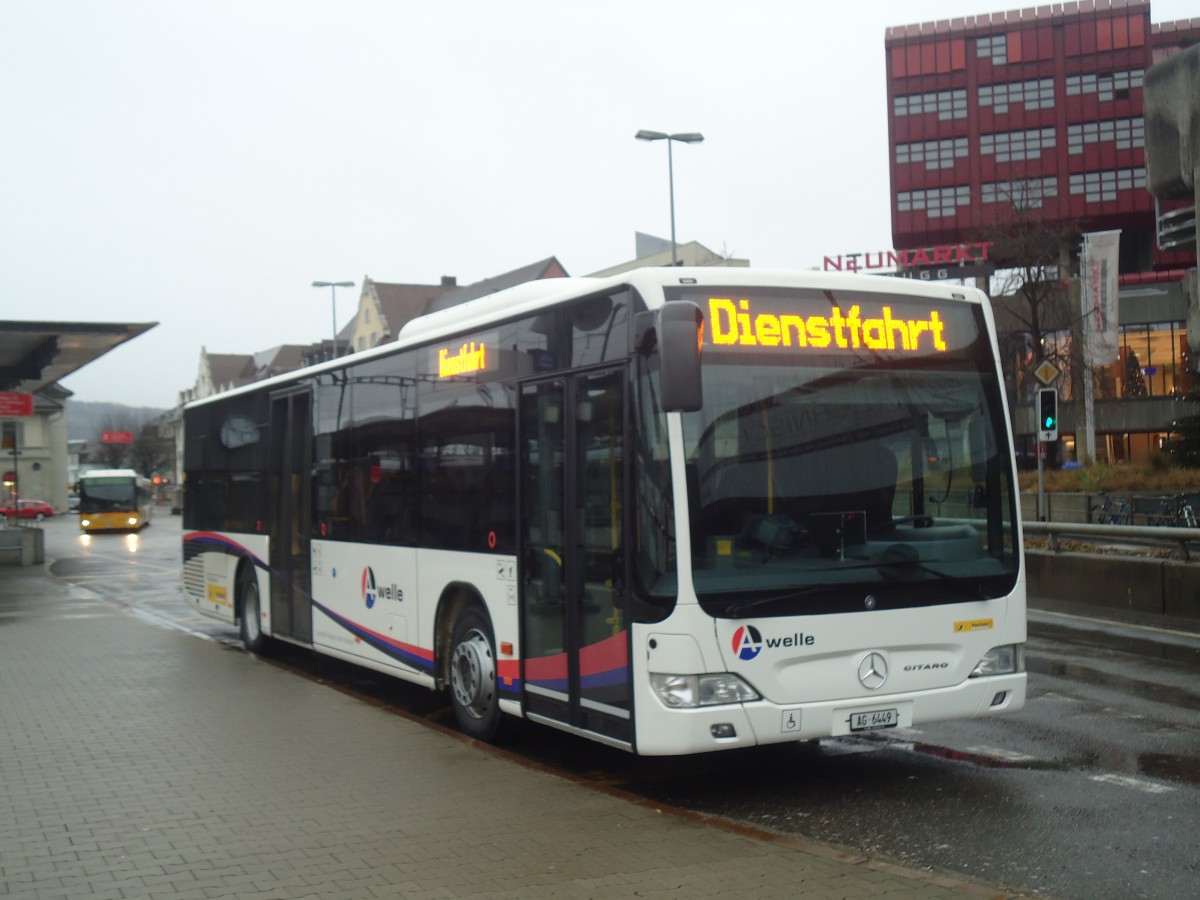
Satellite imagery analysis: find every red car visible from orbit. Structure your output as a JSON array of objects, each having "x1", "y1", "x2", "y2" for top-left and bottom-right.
[{"x1": 0, "y1": 499, "x2": 54, "y2": 521}]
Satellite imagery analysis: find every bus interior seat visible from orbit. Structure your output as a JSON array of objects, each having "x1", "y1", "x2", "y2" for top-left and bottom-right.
[
  {"x1": 774, "y1": 440, "x2": 898, "y2": 536},
  {"x1": 698, "y1": 440, "x2": 898, "y2": 542}
]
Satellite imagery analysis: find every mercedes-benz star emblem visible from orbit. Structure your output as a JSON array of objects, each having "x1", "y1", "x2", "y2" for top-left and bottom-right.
[{"x1": 858, "y1": 652, "x2": 888, "y2": 690}]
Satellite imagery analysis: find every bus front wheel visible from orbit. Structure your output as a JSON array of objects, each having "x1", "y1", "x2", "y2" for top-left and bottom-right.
[
  {"x1": 238, "y1": 566, "x2": 267, "y2": 653},
  {"x1": 449, "y1": 606, "x2": 502, "y2": 742}
]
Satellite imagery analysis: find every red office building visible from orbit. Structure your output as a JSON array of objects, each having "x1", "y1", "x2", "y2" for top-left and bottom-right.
[
  {"x1": 885, "y1": 1, "x2": 1200, "y2": 464},
  {"x1": 885, "y1": 0, "x2": 1198, "y2": 269}
]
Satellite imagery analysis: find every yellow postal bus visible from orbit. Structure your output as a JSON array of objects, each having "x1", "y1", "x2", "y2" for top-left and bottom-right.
[{"x1": 78, "y1": 468, "x2": 153, "y2": 532}]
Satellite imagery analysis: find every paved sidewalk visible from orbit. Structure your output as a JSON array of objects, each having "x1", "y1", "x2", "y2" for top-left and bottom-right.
[{"x1": 0, "y1": 565, "x2": 1016, "y2": 900}]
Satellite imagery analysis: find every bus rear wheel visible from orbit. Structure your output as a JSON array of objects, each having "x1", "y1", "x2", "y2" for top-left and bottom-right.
[
  {"x1": 238, "y1": 566, "x2": 267, "y2": 653},
  {"x1": 449, "y1": 606, "x2": 502, "y2": 742}
]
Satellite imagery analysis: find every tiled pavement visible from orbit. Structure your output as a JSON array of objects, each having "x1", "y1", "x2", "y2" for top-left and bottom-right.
[{"x1": 0, "y1": 566, "x2": 1016, "y2": 899}]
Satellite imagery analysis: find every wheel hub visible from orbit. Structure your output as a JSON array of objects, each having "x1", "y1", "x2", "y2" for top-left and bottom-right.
[{"x1": 451, "y1": 629, "x2": 495, "y2": 718}]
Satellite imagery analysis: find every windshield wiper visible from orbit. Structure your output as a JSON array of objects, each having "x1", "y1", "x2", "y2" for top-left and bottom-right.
[
  {"x1": 876, "y1": 555, "x2": 950, "y2": 580},
  {"x1": 726, "y1": 585, "x2": 830, "y2": 618},
  {"x1": 872, "y1": 557, "x2": 1000, "y2": 599},
  {"x1": 866, "y1": 557, "x2": 997, "y2": 605}
]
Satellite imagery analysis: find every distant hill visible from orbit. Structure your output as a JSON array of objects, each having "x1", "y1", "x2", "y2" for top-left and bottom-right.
[{"x1": 67, "y1": 400, "x2": 168, "y2": 441}]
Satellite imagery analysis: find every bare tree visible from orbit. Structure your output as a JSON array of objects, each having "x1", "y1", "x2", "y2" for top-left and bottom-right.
[
  {"x1": 92, "y1": 411, "x2": 154, "y2": 469},
  {"x1": 130, "y1": 419, "x2": 174, "y2": 478},
  {"x1": 982, "y1": 185, "x2": 1081, "y2": 403}
]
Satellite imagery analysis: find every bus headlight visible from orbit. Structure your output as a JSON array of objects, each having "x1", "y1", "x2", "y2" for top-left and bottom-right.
[
  {"x1": 80, "y1": 519, "x2": 91, "y2": 528},
  {"x1": 127, "y1": 517, "x2": 139, "y2": 526},
  {"x1": 969, "y1": 644, "x2": 1024, "y2": 678},
  {"x1": 650, "y1": 673, "x2": 760, "y2": 708}
]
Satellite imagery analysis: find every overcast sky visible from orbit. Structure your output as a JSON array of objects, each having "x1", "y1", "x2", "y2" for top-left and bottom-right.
[{"x1": 3, "y1": 1, "x2": 1195, "y2": 408}]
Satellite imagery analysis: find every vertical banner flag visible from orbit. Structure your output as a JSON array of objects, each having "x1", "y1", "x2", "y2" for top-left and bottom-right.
[{"x1": 1081, "y1": 230, "x2": 1121, "y2": 366}]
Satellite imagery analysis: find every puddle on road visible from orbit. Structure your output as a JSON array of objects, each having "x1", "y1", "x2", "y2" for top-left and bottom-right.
[
  {"x1": 1027, "y1": 656, "x2": 1200, "y2": 709},
  {"x1": 1029, "y1": 621, "x2": 1200, "y2": 666},
  {"x1": 932, "y1": 741, "x2": 1200, "y2": 789},
  {"x1": 1134, "y1": 751, "x2": 1200, "y2": 787}
]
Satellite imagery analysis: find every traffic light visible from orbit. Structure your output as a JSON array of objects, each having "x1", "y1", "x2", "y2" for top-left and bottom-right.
[{"x1": 1037, "y1": 387, "x2": 1058, "y2": 442}]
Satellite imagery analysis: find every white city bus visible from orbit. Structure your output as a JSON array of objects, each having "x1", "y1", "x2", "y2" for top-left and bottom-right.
[{"x1": 181, "y1": 268, "x2": 1025, "y2": 755}]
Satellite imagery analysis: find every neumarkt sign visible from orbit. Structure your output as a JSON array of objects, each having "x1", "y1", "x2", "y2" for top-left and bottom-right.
[{"x1": 823, "y1": 242, "x2": 994, "y2": 277}]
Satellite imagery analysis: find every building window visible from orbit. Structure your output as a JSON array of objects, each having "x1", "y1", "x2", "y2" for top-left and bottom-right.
[
  {"x1": 893, "y1": 89, "x2": 967, "y2": 120},
  {"x1": 980, "y1": 128, "x2": 1057, "y2": 162},
  {"x1": 1065, "y1": 70, "x2": 1143, "y2": 102},
  {"x1": 976, "y1": 34, "x2": 1008, "y2": 65},
  {"x1": 895, "y1": 137, "x2": 969, "y2": 170},
  {"x1": 1068, "y1": 168, "x2": 1146, "y2": 203},
  {"x1": 981, "y1": 177, "x2": 1059, "y2": 208},
  {"x1": 979, "y1": 78, "x2": 1055, "y2": 113},
  {"x1": 1113, "y1": 322, "x2": 1188, "y2": 399},
  {"x1": 1, "y1": 421, "x2": 23, "y2": 452},
  {"x1": 1067, "y1": 118, "x2": 1144, "y2": 154},
  {"x1": 897, "y1": 185, "x2": 970, "y2": 218}
]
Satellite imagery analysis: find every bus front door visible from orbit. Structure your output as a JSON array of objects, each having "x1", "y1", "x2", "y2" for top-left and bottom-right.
[
  {"x1": 268, "y1": 388, "x2": 313, "y2": 643},
  {"x1": 519, "y1": 368, "x2": 631, "y2": 747}
]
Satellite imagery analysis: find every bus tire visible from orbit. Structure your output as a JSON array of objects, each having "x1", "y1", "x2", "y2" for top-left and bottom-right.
[
  {"x1": 238, "y1": 566, "x2": 267, "y2": 654},
  {"x1": 449, "y1": 606, "x2": 503, "y2": 742}
]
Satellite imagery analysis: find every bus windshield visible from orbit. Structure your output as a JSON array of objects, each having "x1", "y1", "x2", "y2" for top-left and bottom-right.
[
  {"x1": 674, "y1": 286, "x2": 1019, "y2": 618},
  {"x1": 79, "y1": 477, "x2": 137, "y2": 513}
]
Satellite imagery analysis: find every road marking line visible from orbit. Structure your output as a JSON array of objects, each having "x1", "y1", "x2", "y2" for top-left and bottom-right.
[
  {"x1": 1033, "y1": 608, "x2": 1200, "y2": 640},
  {"x1": 818, "y1": 737, "x2": 888, "y2": 755},
  {"x1": 1089, "y1": 773, "x2": 1175, "y2": 794},
  {"x1": 963, "y1": 745, "x2": 1037, "y2": 763},
  {"x1": 128, "y1": 605, "x2": 217, "y2": 640}
]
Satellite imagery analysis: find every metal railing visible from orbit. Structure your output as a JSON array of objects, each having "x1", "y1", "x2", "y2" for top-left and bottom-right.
[
  {"x1": 1020, "y1": 491, "x2": 1200, "y2": 527},
  {"x1": 1023, "y1": 520, "x2": 1200, "y2": 560}
]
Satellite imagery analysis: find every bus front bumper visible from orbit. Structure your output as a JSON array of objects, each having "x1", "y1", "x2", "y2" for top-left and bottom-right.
[{"x1": 632, "y1": 673, "x2": 1026, "y2": 756}]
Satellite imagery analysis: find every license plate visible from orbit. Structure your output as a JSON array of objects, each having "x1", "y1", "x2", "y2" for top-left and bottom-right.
[{"x1": 849, "y1": 708, "x2": 899, "y2": 731}]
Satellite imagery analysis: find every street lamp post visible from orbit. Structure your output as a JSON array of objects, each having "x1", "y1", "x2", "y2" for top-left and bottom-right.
[
  {"x1": 635, "y1": 130, "x2": 704, "y2": 266},
  {"x1": 312, "y1": 280, "x2": 355, "y2": 358}
]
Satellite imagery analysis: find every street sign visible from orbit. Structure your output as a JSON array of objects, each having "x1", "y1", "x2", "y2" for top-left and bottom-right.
[
  {"x1": 0, "y1": 392, "x2": 34, "y2": 417},
  {"x1": 1033, "y1": 359, "x2": 1060, "y2": 386},
  {"x1": 100, "y1": 431, "x2": 134, "y2": 443}
]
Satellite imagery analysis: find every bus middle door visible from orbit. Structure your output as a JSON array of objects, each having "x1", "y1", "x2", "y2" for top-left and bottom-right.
[
  {"x1": 268, "y1": 387, "x2": 313, "y2": 643},
  {"x1": 519, "y1": 367, "x2": 631, "y2": 747}
]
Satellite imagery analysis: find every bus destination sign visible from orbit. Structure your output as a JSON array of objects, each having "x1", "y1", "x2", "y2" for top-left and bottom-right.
[
  {"x1": 432, "y1": 332, "x2": 498, "y2": 379},
  {"x1": 437, "y1": 341, "x2": 487, "y2": 378},
  {"x1": 705, "y1": 297, "x2": 948, "y2": 354}
]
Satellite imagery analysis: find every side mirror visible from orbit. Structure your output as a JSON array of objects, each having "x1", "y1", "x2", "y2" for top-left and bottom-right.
[{"x1": 657, "y1": 301, "x2": 704, "y2": 412}]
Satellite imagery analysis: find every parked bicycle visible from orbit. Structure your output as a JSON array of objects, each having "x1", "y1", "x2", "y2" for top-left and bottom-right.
[
  {"x1": 1092, "y1": 492, "x2": 1131, "y2": 525},
  {"x1": 1182, "y1": 495, "x2": 1199, "y2": 528},
  {"x1": 1139, "y1": 493, "x2": 1198, "y2": 528},
  {"x1": 1165, "y1": 493, "x2": 1198, "y2": 528}
]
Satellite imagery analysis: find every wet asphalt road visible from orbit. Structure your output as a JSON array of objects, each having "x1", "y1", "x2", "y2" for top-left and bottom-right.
[{"x1": 39, "y1": 512, "x2": 1200, "y2": 899}]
